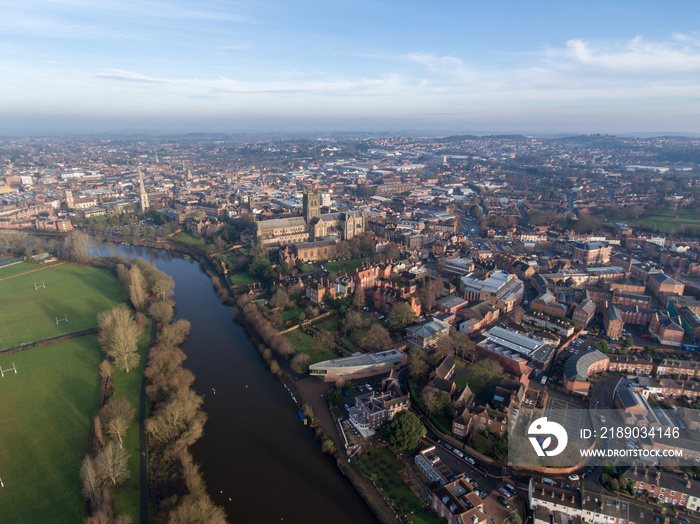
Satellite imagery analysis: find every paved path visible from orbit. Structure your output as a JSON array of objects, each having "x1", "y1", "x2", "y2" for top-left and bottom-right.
[{"x1": 138, "y1": 320, "x2": 155, "y2": 524}]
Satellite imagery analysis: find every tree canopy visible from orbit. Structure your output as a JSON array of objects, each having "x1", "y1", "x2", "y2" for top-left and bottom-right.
[{"x1": 379, "y1": 410, "x2": 426, "y2": 452}]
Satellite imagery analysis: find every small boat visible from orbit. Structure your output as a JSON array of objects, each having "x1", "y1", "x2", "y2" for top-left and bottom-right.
[{"x1": 298, "y1": 409, "x2": 306, "y2": 422}]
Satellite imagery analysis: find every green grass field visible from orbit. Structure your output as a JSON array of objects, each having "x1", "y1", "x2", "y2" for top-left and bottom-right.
[
  {"x1": 0, "y1": 335, "x2": 103, "y2": 523},
  {"x1": 624, "y1": 209, "x2": 700, "y2": 234},
  {"x1": 228, "y1": 271, "x2": 260, "y2": 286},
  {"x1": 284, "y1": 328, "x2": 335, "y2": 364},
  {"x1": 0, "y1": 262, "x2": 124, "y2": 351},
  {"x1": 324, "y1": 258, "x2": 367, "y2": 274}
]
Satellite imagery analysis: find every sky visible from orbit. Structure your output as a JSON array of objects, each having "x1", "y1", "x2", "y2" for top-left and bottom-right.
[{"x1": 1, "y1": 0, "x2": 700, "y2": 135}]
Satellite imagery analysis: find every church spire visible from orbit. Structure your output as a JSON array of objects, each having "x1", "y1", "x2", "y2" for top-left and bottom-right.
[{"x1": 138, "y1": 166, "x2": 150, "y2": 212}]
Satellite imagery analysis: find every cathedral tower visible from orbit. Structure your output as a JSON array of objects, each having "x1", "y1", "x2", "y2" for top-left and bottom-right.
[{"x1": 303, "y1": 189, "x2": 320, "y2": 223}]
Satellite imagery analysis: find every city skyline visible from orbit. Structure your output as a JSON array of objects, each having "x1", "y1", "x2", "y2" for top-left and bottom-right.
[{"x1": 2, "y1": 0, "x2": 700, "y2": 135}]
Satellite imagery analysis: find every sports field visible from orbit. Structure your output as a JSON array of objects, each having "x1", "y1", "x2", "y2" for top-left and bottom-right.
[
  {"x1": 0, "y1": 262, "x2": 125, "y2": 351},
  {"x1": 0, "y1": 335, "x2": 103, "y2": 523}
]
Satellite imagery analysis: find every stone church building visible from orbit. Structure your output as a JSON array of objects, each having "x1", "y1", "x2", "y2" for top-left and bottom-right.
[{"x1": 256, "y1": 189, "x2": 365, "y2": 262}]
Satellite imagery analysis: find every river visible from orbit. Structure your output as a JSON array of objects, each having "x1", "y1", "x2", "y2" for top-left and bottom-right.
[{"x1": 105, "y1": 244, "x2": 378, "y2": 524}]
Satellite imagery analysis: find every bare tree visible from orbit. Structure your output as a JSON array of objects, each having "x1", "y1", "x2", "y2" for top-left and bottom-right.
[
  {"x1": 151, "y1": 274, "x2": 175, "y2": 301},
  {"x1": 409, "y1": 347, "x2": 429, "y2": 381},
  {"x1": 352, "y1": 288, "x2": 366, "y2": 309},
  {"x1": 312, "y1": 330, "x2": 335, "y2": 354},
  {"x1": 388, "y1": 302, "x2": 417, "y2": 331},
  {"x1": 148, "y1": 300, "x2": 174, "y2": 326},
  {"x1": 99, "y1": 397, "x2": 136, "y2": 449},
  {"x1": 94, "y1": 415, "x2": 105, "y2": 449},
  {"x1": 96, "y1": 441, "x2": 130, "y2": 486},
  {"x1": 269, "y1": 288, "x2": 290, "y2": 310},
  {"x1": 168, "y1": 494, "x2": 227, "y2": 524},
  {"x1": 80, "y1": 455, "x2": 101, "y2": 503},
  {"x1": 98, "y1": 305, "x2": 142, "y2": 373},
  {"x1": 421, "y1": 390, "x2": 437, "y2": 417},
  {"x1": 156, "y1": 319, "x2": 191, "y2": 348},
  {"x1": 64, "y1": 230, "x2": 92, "y2": 263},
  {"x1": 99, "y1": 360, "x2": 113, "y2": 380},
  {"x1": 343, "y1": 310, "x2": 365, "y2": 340},
  {"x1": 128, "y1": 265, "x2": 147, "y2": 310},
  {"x1": 290, "y1": 353, "x2": 311, "y2": 373},
  {"x1": 146, "y1": 388, "x2": 204, "y2": 444},
  {"x1": 361, "y1": 324, "x2": 393, "y2": 352}
]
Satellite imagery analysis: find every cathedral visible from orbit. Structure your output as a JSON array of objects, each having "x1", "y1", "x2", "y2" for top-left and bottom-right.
[{"x1": 256, "y1": 189, "x2": 365, "y2": 260}]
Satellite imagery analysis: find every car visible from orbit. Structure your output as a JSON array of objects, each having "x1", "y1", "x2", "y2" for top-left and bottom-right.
[
  {"x1": 344, "y1": 403, "x2": 350, "y2": 410},
  {"x1": 363, "y1": 307, "x2": 370, "y2": 311},
  {"x1": 384, "y1": 318, "x2": 390, "y2": 323},
  {"x1": 506, "y1": 483, "x2": 517, "y2": 494},
  {"x1": 600, "y1": 415, "x2": 606, "y2": 423},
  {"x1": 453, "y1": 449, "x2": 464, "y2": 458},
  {"x1": 465, "y1": 456, "x2": 475, "y2": 465},
  {"x1": 442, "y1": 442, "x2": 453, "y2": 451},
  {"x1": 498, "y1": 496, "x2": 511, "y2": 508},
  {"x1": 568, "y1": 474, "x2": 580, "y2": 481},
  {"x1": 498, "y1": 487, "x2": 511, "y2": 497},
  {"x1": 344, "y1": 390, "x2": 349, "y2": 396},
  {"x1": 377, "y1": 315, "x2": 384, "y2": 320},
  {"x1": 357, "y1": 385, "x2": 363, "y2": 392},
  {"x1": 365, "y1": 383, "x2": 372, "y2": 391},
  {"x1": 475, "y1": 465, "x2": 487, "y2": 475}
]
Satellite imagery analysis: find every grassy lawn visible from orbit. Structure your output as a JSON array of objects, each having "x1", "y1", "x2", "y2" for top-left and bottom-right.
[
  {"x1": 324, "y1": 258, "x2": 368, "y2": 274},
  {"x1": 171, "y1": 232, "x2": 207, "y2": 248},
  {"x1": 0, "y1": 260, "x2": 62, "y2": 279},
  {"x1": 314, "y1": 316, "x2": 343, "y2": 333},
  {"x1": 0, "y1": 335, "x2": 103, "y2": 523},
  {"x1": 110, "y1": 319, "x2": 151, "y2": 522},
  {"x1": 355, "y1": 446, "x2": 441, "y2": 524},
  {"x1": 228, "y1": 271, "x2": 260, "y2": 286},
  {"x1": 0, "y1": 262, "x2": 125, "y2": 350},
  {"x1": 454, "y1": 365, "x2": 496, "y2": 395},
  {"x1": 280, "y1": 307, "x2": 303, "y2": 322},
  {"x1": 624, "y1": 209, "x2": 700, "y2": 234},
  {"x1": 283, "y1": 328, "x2": 336, "y2": 364}
]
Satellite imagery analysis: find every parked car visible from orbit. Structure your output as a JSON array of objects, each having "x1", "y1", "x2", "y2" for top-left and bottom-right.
[
  {"x1": 453, "y1": 449, "x2": 464, "y2": 458},
  {"x1": 465, "y1": 457, "x2": 475, "y2": 465},
  {"x1": 498, "y1": 487, "x2": 511, "y2": 497},
  {"x1": 365, "y1": 383, "x2": 372, "y2": 391},
  {"x1": 568, "y1": 474, "x2": 580, "y2": 481},
  {"x1": 498, "y1": 496, "x2": 511, "y2": 508}
]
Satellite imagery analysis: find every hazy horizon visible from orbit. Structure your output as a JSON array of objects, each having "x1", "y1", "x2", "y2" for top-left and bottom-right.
[{"x1": 2, "y1": 1, "x2": 700, "y2": 136}]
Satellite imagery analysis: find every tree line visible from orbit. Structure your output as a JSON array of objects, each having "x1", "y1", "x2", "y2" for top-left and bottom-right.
[{"x1": 80, "y1": 257, "x2": 224, "y2": 523}]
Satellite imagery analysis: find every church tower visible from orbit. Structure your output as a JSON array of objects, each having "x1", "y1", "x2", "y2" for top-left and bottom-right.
[
  {"x1": 303, "y1": 189, "x2": 321, "y2": 223},
  {"x1": 138, "y1": 166, "x2": 150, "y2": 212},
  {"x1": 65, "y1": 190, "x2": 75, "y2": 210}
]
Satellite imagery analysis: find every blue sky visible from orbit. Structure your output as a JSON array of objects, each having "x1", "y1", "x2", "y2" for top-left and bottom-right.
[{"x1": 1, "y1": 0, "x2": 699, "y2": 134}]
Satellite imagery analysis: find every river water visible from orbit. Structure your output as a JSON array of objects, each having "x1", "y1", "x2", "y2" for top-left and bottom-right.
[{"x1": 105, "y1": 245, "x2": 378, "y2": 524}]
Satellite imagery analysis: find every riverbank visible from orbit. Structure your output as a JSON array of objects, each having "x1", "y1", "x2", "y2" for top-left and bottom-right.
[{"x1": 90, "y1": 238, "x2": 379, "y2": 522}]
